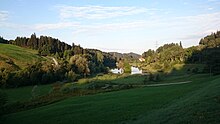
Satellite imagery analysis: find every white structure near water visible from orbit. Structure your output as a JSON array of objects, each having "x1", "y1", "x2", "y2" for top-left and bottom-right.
[
  {"x1": 131, "y1": 66, "x2": 142, "y2": 74},
  {"x1": 110, "y1": 68, "x2": 124, "y2": 74},
  {"x1": 110, "y1": 66, "x2": 142, "y2": 75}
]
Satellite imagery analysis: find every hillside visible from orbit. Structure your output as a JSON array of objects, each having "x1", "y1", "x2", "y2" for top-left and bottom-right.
[
  {"x1": 0, "y1": 44, "x2": 46, "y2": 71},
  {"x1": 109, "y1": 52, "x2": 141, "y2": 60},
  {"x1": 1, "y1": 74, "x2": 220, "y2": 124}
]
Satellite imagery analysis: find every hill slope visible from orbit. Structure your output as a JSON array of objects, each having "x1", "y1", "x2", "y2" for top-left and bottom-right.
[
  {"x1": 0, "y1": 44, "x2": 46, "y2": 71},
  {"x1": 2, "y1": 74, "x2": 220, "y2": 124},
  {"x1": 109, "y1": 52, "x2": 141, "y2": 60}
]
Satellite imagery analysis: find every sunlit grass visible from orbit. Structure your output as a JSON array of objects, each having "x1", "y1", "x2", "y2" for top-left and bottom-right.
[{"x1": 0, "y1": 44, "x2": 46, "y2": 69}]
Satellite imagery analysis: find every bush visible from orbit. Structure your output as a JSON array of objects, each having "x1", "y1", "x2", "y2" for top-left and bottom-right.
[
  {"x1": 155, "y1": 74, "x2": 161, "y2": 82},
  {"x1": 148, "y1": 73, "x2": 154, "y2": 81},
  {"x1": 192, "y1": 67, "x2": 198, "y2": 73},
  {"x1": 31, "y1": 85, "x2": 40, "y2": 98},
  {"x1": 65, "y1": 70, "x2": 79, "y2": 82},
  {"x1": 86, "y1": 80, "x2": 115, "y2": 90},
  {"x1": 60, "y1": 83, "x2": 77, "y2": 94},
  {"x1": 143, "y1": 76, "x2": 148, "y2": 84},
  {"x1": 52, "y1": 82, "x2": 63, "y2": 92},
  {"x1": 87, "y1": 82, "x2": 105, "y2": 90},
  {"x1": 119, "y1": 84, "x2": 133, "y2": 89},
  {"x1": 147, "y1": 73, "x2": 161, "y2": 82},
  {"x1": 60, "y1": 86, "x2": 71, "y2": 94}
]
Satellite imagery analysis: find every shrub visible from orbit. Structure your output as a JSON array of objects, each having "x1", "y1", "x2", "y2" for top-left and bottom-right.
[
  {"x1": 52, "y1": 82, "x2": 63, "y2": 92},
  {"x1": 66, "y1": 70, "x2": 79, "y2": 82},
  {"x1": 60, "y1": 83, "x2": 74, "y2": 94},
  {"x1": 192, "y1": 67, "x2": 198, "y2": 73},
  {"x1": 87, "y1": 82, "x2": 105, "y2": 90},
  {"x1": 143, "y1": 76, "x2": 148, "y2": 84},
  {"x1": 148, "y1": 73, "x2": 154, "y2": 81},
  {"x1": 31, "y1": 85, "x2": 40, "y2": 98},
  {"x1": 119, "y1": 84, "x2": 133, "y2": 89},
  {"x1": 154, "y1": 74, "x2": 161, "y2": 82}
]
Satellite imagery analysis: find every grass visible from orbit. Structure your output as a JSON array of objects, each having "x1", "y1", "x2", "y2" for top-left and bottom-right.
[
  {"x1": 1, "y1": 84, "x2": 52, "y2": 104},
  {"x1": 1, "y1": 74, "x2": 219, "y2": 124},
  {"x1": 1, "y1": 74, "x2": 144, "y2": 105},
  {"x1": 0, "y1": 44, "x2": 46, "y2": 70},
  {"x1": 170, "y1": 64, "x2": 205, "y2": 75},
  {"x1": 74, "y1": 72, "x2": 207, "y2": 89}
]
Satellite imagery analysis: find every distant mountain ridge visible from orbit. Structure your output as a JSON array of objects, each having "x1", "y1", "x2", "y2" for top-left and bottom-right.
[{"x1": 109, "y1": 52, "x2": 141, "y2": 60}]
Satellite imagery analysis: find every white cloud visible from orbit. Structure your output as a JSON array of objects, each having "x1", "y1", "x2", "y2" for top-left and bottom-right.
[
  {"x1": 208, "y1": 0, "x2": 218, "y2": 2},
  {"x1": 74, "y1": 12, "x2": 220, "y2": 35},
  {"x1": 208, "y1": 0, "x2": 220, "y2": 4},
  {"x1": 164, "y1": 12, "x2": 220, "y2": 46},
  {"x1": 0, "y1": 22, "x2": 30, "y2": 30},
  {"x1": 27, "y1": 20, "x2": 148, "y2": 32},
  {"x1": 56, "y1": 5, "x2": 150, "y2": 20},
  {"x1": 0, "y1": 11, "x2": 9, "y2": 21},
  {"x1": 3, "y1": 12, "x2": 219, "y2": 35},
  {"x1": 0, "y1": 20, "x2": 148, "y2": 32},
  {"x1": 175, "y1": 12, "x2": 220, "y2": 31},
  {"x1": 208, "y1": 7, "x2": 213, "y2": 10},
  {"x1": 1, "y1": 10, "x2": 220, "y2": 46},
  {"x1": 72, "y1": 20, "x2": 148, "y2": 34},
  {"x1": 34, "y1": 22, "x2": 80, "y2": 31}
]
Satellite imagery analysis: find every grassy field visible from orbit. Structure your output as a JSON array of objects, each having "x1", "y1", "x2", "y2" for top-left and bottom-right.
[
  {"x1": 1, "y1": 73, "x2": 197, "y2": 104},
  {"x1": 0, "y1": 44, "x2": 46, "y2": 70},
  {"x1": 1, "y1": 74, "x2": 219, "y2": 124},
  {"x1": 1, "y1": 84, "x2": 52, "y2": 104},
  {"x1": 77, "y1": 74, "x2": 144, "y2": 85}
]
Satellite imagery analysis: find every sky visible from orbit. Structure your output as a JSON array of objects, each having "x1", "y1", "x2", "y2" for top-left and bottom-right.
[{"x1": 0, "y1": 0, "x2": 220, "y2": 54}]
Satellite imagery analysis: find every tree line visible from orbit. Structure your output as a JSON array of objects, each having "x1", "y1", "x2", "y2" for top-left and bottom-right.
[
  {"x1": 142, "y1": 42, "x2": 184, "y2": 71},
  {"x1": 0, "y1": 34, "x2": 116, "y2": 88},
  {"x1": 141, "y1": 31, "x2": 220, "y2": 74},
  {"x1": 0, "y1": 36, "x2": 9, "y2": 44},
  {"x1": 11, "y1": 33, "x2": 73, "y2": 56}
]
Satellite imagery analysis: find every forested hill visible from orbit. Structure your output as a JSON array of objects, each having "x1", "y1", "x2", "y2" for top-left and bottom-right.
[
  {"x1": 141, "y1": 31, "x2": 220, "y2": 74},
  {"x1": 199, "y1": 31, "x2": 220, "y2": 47},
  {"x1": 0, "y1": 36, "x2": 9, "y2": 44},
  {"x1": 109, "y1": 52, "x2": 141, "y2": 60},
  {"x1": 1, "y1": 33, "x2": 116, "y2": 69},
  {"x1": 10, "y1": 33, "x2": 77, "y2": 56},
  {"x1": 0, "y1": 34, "x2": 116, "y2": 88}
]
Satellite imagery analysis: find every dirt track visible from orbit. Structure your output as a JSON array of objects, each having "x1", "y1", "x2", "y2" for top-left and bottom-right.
[{"x1": 145, "y1": 81, "x2": 192, "y2": 87}]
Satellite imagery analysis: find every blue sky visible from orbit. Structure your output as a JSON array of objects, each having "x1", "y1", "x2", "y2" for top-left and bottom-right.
[{"x1": 0, "y1": 0, "x2": 220, "y2": 54}]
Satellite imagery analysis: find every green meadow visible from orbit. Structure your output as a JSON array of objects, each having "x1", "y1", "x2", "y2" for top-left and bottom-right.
[
  {"x1": 1, "y1": 74, "x2": 220, "y2": 124},
  {"x1": 0, "y1": 44, "x2": 45, "y2": 70},
  {"x1": 1, "y1": 84, "x2": 52, "y2": 104}
]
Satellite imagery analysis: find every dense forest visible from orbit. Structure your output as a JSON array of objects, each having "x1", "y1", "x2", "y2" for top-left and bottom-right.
[
  {"x1": 141, "y1": 31, "x2": 220, "y2": 74},
  {"x1": 0, "y1": 37, "x2": 9, "y2": 44},
  {"x1": 0, "y1": 34, "x2": 116, "y2": 88}
]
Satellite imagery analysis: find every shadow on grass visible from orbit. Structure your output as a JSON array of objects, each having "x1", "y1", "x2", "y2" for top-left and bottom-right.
[{"x1": 0, "y1": 61, "x2": 214, "y2": 116}]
